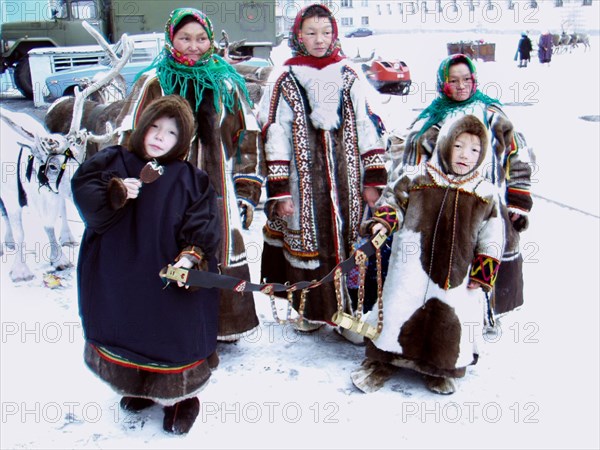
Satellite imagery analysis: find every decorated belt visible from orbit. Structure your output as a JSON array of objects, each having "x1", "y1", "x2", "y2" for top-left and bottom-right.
[{"x1": 159, "y1": 231, "x2": 387, "y2": 295}]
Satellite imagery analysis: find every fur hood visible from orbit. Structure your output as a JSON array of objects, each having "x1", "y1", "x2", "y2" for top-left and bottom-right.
[
  {"x1": 434, "y1": 114, "x2": 489, "y2": 177},
  {"x1": 129, "y1": 95, "x2": 195, "y2": 164}
]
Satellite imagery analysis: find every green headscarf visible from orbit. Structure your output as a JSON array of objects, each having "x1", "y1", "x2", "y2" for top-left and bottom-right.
[
  {"x1": 415, "y1": 54, "x2": 499, "y2": 137},
  {"x1": 143, "y1": 8, "x2": 252, "y2": 113}
]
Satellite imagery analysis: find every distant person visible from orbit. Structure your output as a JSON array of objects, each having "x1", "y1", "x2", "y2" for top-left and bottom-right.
[
  {"x1": 72, "y1": 96, "x2": 221, "y2": 434},
  {"x1": 538, "y1": 31, "x2": 553, "y2": 64},
  {"x1": 516, "y1": 32, "x2": 533, "y2": 67},
  {"x1": 352, "y1": 115, "x2": 504, "y2": 394},
  {"x1": 257, "y1": 3, "x2": 387, "y2": 339}
]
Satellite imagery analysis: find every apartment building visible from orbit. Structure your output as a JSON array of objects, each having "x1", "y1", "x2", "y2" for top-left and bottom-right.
[{"x1": 277, "y1": 0, "x2": 599, "y2": 34}]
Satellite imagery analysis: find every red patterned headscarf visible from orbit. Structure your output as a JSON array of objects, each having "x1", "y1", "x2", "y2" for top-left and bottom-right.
[{"x1": 284, "y1": 4, "x2": 344, "y2": 69}]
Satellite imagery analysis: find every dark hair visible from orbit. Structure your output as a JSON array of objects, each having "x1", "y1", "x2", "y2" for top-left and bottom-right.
[
  {"x1": 173, "y1": 14, "x2": 202, "y2": 36},
  {"x1": 129, "y1": 95, "x2": 195, "y2": 164},
  {"x1": 447, "y1": 55, "x2": 474, "y2": 73},
  {"x1": 301, "y1": 4, "x2": 332, "y2": 24}
]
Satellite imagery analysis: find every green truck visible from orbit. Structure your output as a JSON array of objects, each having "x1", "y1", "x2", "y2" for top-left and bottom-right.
[{"x1": 1, "y1": 0, "x2": 283, "y2": 98}]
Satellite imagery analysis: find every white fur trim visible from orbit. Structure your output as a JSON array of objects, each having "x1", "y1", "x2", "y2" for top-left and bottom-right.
[
  {"x1": 150, "y1": 383, "x2": 207, "y2": 407},
  {"x1": 283, "y1": 251, "x2": 319, "y2": 270},
  {"x1": 507, "y1": 206, "x2": 529, "y2": 216}
]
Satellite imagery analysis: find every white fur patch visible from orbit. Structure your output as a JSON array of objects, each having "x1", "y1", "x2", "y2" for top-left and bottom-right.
[
  {"x1": 368, "y1": 228, "x2": 483, "y2": 369},
  {"x1": 265, "y1": 123, "x2": 289, "y2": 161},
  {"x1": 291, "y1": 62, "x2": 345, "y2": 130}
]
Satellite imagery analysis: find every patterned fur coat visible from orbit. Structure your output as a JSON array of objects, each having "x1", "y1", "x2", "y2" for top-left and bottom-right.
[
  {"x1": 365, "y1": 115, "x2": 504, "y2": 378},
  {"x1": 258, "y1": 60, "x2": 387, "y2": 323}
]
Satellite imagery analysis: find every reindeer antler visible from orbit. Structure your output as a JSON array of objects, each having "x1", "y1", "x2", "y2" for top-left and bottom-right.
[
  {"x1": 82, "y1": 20, "x2": 119, "y2": 64},
  {"x1": 86, "y1": 123, "x2": 116, "y2": 144},
  {"x1": 68, "y1": 22, "x2": 134, "y2": 137}
]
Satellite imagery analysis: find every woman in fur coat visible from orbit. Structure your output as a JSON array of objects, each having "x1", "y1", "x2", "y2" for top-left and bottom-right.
[
  {"x1": 352, "y1": 115, "x2": 504, "y2": 394},
  {"x1": 72, "y1": 95, "x2": 220, "y2": 434},
  {"x1": 257, "y1": 4, "x2": 388, "y2": 333},
  {"x1": 117, "y1": 8, "x2": 265, "y2": 341},
  {"x1": 398, "y1": 53, "x2": 534, "y2": 321}
]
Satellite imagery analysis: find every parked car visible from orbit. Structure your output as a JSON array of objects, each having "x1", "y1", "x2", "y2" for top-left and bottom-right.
[
  {"x1": 345, "y1": 28, "x2": 373, "y2": 38},
  {"x1": 44, "y1": 33, "x2": 164, "y2": 102},
  {"x1": 362, "y1": 59, "x2": 411, "y2": 95}
]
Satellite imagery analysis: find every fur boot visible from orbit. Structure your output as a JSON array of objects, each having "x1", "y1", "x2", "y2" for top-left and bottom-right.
[
  {"x1": 207, "y1": 351, "x2": 219, "y2": 370},
  {"x1": 163, "y1": 397, "x2": 200, "y2": 434},
  {"x1": 424, "y1": 375, "x2": 456, "y2": 395},
  {"x1": 292, "y1": 319, "x2": 324, "y2": 333},
  {"x1": 334, "y1": 326, "x2": 365, "y2": 345},
  {"x1": 351, "y1": 358, "x2": 393, "y2": 393}
]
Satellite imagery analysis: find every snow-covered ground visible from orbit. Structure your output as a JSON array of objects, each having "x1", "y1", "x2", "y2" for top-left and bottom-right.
[{"x1": 1, "y1": 31, "x2": 599, "y2": 449}]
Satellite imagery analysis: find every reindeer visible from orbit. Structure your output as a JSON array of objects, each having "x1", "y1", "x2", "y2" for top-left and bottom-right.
[
  {"x1": 0, "y1": 33, "x2": 133, "y2": 282},
  {"x1": 571, "y1": 33, "x2": 591, "y2": 52}
]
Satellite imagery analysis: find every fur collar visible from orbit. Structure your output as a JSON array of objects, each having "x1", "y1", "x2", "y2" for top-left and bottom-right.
[{"x1": 288, "y1": 61, "x2": 346, "y2": 130}]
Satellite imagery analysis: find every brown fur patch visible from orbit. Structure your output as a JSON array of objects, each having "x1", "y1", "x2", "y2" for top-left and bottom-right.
[
  {"x1": 404, "y1": 186, "x2": 494, "y2": 289},
  {"x1": 232, "y1": 229, "x2": 246, "y2": 256},
  {"x1": 107, "y1": 177, "x2": 128, "y2": 210},
  {"x1": 84, "y1": 342, "x2": 211, "y2": 402},
  {"x1": 399, "y1": 297, "x2": 461, "y2": 370},
  {"x1": 217, "y1": 263, "x2": 259, "y2": 335}
]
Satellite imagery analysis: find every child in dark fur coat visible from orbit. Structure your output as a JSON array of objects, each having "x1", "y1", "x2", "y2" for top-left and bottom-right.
[{"x1": 72, "y1": 95, "x2": 220, "y2": 434}]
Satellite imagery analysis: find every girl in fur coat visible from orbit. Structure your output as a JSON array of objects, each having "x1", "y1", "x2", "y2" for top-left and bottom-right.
[
  {"x1": 72, "y1": 96, "x2": 220, "y2": 434},
  {"x1": 257, "y1": 4, "x2": 387, "y2": 334},
  {"x1": 352, "y1": 115, "x2": 504, "y2": 395}
]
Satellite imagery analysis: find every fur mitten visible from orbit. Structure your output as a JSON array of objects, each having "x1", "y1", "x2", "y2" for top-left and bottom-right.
[
  {"x1": 238, "y1": 199, "x2": 254, "y2": 229},
  {"x1": 107, "y1": 178, "x2": 128, "y2": 210},
  {"x1": 511, "y1": 214, "x2": 529, "y2": 232}
]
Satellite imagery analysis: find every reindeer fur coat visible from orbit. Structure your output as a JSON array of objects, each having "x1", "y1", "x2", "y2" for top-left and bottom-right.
[
  {"x1": 258, "y1": 61, "x2": 387, "y2": 323},
  {"x1": 401, "y1": 100, "x2": 534, "y2": 317},
  {"x1": 365, "y1": 115, "x2": 504, "y2": 378}
]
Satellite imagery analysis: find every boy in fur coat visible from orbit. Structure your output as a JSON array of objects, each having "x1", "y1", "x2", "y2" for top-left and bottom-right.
[
  {"x1": 257, "y1": 4, "x2": 387, "y2": 335},
  {"x1": 352, "y1": 115, "x2": 504, "y2": 395},
  {"x1": 72, "y1": 95, "x2": 220, "y2": 434}
]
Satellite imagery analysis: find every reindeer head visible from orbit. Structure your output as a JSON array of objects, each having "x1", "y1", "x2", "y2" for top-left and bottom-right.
[
  {"x1": 15, "y1": 24, "x2": 132, "y2": 194},
  {"x1": 29, "y1": 132, "x2": 81, "y2": 193}
]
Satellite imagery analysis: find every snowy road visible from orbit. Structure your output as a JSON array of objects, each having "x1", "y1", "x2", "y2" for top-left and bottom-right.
[{"x1": 1, "y1": 32, "x2": 598, "y2": 449}]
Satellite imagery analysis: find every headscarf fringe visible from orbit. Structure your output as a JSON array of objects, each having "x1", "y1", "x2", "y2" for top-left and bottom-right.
[{"x1": 416, "y1": 91, "x2": 500, "y2": 138}]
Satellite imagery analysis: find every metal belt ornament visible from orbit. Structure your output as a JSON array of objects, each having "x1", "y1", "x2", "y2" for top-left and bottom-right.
[{"x1": 160, "y1": 231, "x2": 388, "y2": 339}]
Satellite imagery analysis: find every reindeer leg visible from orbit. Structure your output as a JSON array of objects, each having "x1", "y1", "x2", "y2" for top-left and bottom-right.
[
  {"x1": 0, "y1": 198, "x2": 16, "y2": 255},
  {"x1": 44, "y1": 224, "x2": 73, "y2": 271},
  {"x1": 58, "y1": 199, "x2": 77, "y2": 247},
  {"x1": 7, "y1": 209, "x2": 35, "y2": 282},
  {"x1": 33, "y1": 188, "x2": 73, "y2": 271}
]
